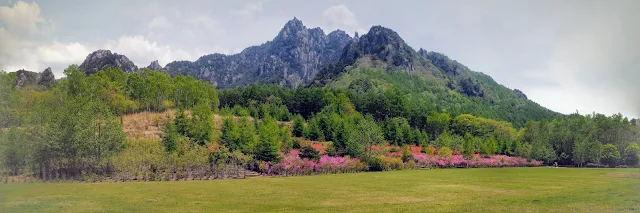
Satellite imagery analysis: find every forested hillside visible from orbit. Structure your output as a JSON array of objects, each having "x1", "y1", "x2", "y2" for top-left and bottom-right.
[{"x1": 0, "y1": 63, "x2": 638, "y2": 181}]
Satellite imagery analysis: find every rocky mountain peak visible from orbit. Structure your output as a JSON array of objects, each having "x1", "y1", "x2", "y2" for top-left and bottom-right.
[
  {"x1": 361, "y1": 26, "x2": 414, "y2": 53},
  {"x1": 283, "y1": 17, "x2": 304, "y2": 30},
  {"x1": 276, "y1": 17, "x2": 309, "y2": 42},
  {"x1": 146, "y1": 60, "x2": 163, "y2": 70},
  {"x1": 79, "y1": 49, "x2": 138, "y2": 75},
  {"x1": 162, "y1": 18, "x2": 352, "y2": 88},
  {"x1": 336, "y1": 25, "x2": 417, "y2": 70}
]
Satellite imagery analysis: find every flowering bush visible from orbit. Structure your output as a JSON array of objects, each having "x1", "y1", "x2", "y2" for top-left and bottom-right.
[
  {"x1": 264, "y1": 150, "x2": 366, "y2": 176},
  {"x1": 412, "y1": 153, "x2": 542, "y2": 168},
  {"x1": 260, "y1": 145, "x2": 544, "y2": 177}
]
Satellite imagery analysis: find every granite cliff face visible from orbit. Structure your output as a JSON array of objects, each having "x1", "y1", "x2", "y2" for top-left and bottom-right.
[
  {"x1": 79, "y1": 50, "x2": 138, "y2": 75},
  {"x1": 164, "y1": 18, "x2": 352, "y2": 88}
]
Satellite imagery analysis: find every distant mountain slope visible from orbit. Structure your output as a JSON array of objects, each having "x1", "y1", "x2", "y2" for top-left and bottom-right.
[
  {"x1": 70, "y1": 19, "x2": 557, "y2": 126},
  {"x1": 164, "y1": 18, "x2": 352, "y2": 88},
  {"x1": 318, "y1": 26, "x2": 557, "y2": 127}
]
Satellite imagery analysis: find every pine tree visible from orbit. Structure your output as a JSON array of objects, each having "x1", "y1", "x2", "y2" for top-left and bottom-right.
[
  {"x1": 237, "y1": 117, "x2": 257, "y2": 154},
  {"x1": 221, "y1": 118, "x2": 240, "y2": 150},
  {"x1": 462, "y1": 133, "x2": 475, "y2": 159},
  {"x1": 161, "y1": 115, "x2": 179, "y2": 152},
  {"x1": 255, "y1": 115, "x2": 281, "y2": 162},
  {"x1": 292, "y1": 114, "x2": 305, "y2": 137}
]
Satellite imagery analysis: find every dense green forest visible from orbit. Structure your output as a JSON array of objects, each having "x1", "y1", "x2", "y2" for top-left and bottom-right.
[{"x1": 0, "y1": 66, "x2": 638, "y2": 181}]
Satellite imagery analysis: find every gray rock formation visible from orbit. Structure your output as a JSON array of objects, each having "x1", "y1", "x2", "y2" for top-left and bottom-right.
[
  {"x1": 164, "y1": 17, "x2": 352, "y2": 88},
  {"x1": 79, "y1": 50, "x2": 138, "y2": 75},
  {"x1": 146, "y1": 60, "x2": 163, "y2": 70},
  {"x1": 13, "y1": 67, "x2": 56, "y2": 89}
]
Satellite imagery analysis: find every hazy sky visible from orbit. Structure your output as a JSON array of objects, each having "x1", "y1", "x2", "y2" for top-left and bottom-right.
[{"x1": 0, "y1": 0, "x2": 638, "y2": 118}]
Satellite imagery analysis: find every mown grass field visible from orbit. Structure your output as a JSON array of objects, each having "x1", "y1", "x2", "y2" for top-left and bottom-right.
[{"x1": 0, "y1": 168, "x2": 639, "y2": 213}]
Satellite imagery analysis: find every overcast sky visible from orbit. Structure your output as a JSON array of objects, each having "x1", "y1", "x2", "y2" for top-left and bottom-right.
[{"x1": 0, "y1": 0, "x2": 638, "y2": 118}]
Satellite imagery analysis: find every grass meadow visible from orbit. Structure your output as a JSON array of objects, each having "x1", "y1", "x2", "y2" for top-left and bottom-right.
[{"x1": 0, "y1": 168, "x2": 639, "y2": 213}]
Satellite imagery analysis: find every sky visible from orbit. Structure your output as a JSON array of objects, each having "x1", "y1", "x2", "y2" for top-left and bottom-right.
[{"x1": 0, "y1": 0, "x2": 638, "y2": 118}]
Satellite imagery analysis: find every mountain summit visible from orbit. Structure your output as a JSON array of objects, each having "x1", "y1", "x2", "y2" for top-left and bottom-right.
[
  {"x1": 79, "y1": 50, "x2": 138, "y2": 75},
  {"x1": 163, "y1": 18, "x2": 352, "y2": 88}
]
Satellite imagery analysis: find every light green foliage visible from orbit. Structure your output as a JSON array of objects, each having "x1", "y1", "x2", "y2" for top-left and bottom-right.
[
  {"x1": 278, "y1": 125, "x2": 293, "y2": 151},
  {"x1": 426, "y1": 111, "x2": 451, "y2": 141},
  {"x1": 480, "y1": 137, "x2": 498, "y2": 156},
  {"x1": 572, "y1": 137, "x2": 602, "y2": 166},
  {"x1": 189, "y1": 103, "x2": 214, "y2": 145},
  {"x1": 438, "y1": 147, "x2": 453, "y2": 160},
  {"x1": 462, "y1": 133, "x2": 475, "y2": 158},
  {"x1": 221, "y1": 118, "x2": 240, "y2": 150},
  {"x1": 237, "y1": 117, "x2": 257, "y2": 154},
  {"x1": 347, "y1": 117, "x2": 384, "y2": 158},
  {"x1": 601, "y1": 143, "x2": 621, "y2": 167},
  {"x1": 255, "y1": 116, "x2": 281, "y2": 162},
  {"x1": 434, "y1": 131, "x2": 453, "y2": 149}
]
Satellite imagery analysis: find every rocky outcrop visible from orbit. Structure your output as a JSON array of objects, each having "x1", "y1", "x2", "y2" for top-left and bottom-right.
[
  {"x1": 79, "y1": 50, "x2": 138, "y2": 75},
  {"x1": 339, "y1": 26, "x2": 417, "y2": 70},
  {"x1": 146, "y1": 60, "x2": 163, "y2": 70},
  {"x1": 164, "y1": 17, "x2": 352, "y2": 88},
  {"x1": 13, "y1": 67, "x2": 56, "y2": 89}
]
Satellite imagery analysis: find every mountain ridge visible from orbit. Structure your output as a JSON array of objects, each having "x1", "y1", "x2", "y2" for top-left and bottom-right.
[{"x1": 25, "y1": 18, "x2": 558, "y2": 126}]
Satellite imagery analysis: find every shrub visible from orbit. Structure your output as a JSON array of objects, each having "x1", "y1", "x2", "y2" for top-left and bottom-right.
[
  {"x1": 380, "y1": 156, "x2": 403, "y2": 171},
  {"x1": 364, "y1": 156, "x2": 384, "y2": 171},
  {"x1": 585, "y1": 163, "x2": 606, "y2": 168},
  {"x1": 292, "y1": 139, "x2": 301, "y2": 149},
  {"x1": 292, "y1": 114, "x2": 305, "y2": 137},
  {"x1": 438, "y1": 147, "x2": 453, "y2": 159},
  {"x1": 299, "y1": 145, "x2": 320, "y2": 161},
  {"x1": 401, "y1": 147, "x2": 413, "y2": 163},
  {"x1": 425, "y1": 145, "x2": 436, "y2": 156}
]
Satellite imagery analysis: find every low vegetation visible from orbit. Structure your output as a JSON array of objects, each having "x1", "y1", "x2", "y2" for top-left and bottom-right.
[{"x1": 0, "y1": 168, "x2": 638, "y2": 213}]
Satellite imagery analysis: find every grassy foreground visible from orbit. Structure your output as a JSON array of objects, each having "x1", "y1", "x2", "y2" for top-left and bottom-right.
[{"x1": 0, "y1": 168, "x2": 639, "y2": 213}]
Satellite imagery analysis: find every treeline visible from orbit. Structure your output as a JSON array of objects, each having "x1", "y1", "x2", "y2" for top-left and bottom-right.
[
  {"x1": 0, "y1": 66, "x2": 219, "y2": 180},
  {"x1": 0, "y1": 66, "x2": 639, "y2": 181},
  {"x1": 218, "y1": 83, "x2": 640, "y2": 167}
]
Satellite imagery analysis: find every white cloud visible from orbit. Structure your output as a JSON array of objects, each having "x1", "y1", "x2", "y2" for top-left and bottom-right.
[
  {"x1": 36, "y1": 41, "x2": 92, "y2": 65},
  {"x1": 148, "y1": 16, "x2": 172, "y2": 29},
  {"x1": 104, "y1": 35, "x2": 197, "y2": 67},
  {"x1": 229, "y1": 1, "x2": 263, "y2": 20},
  {"x1": 0, "y1": 0, "x2": 46, "y2": 36},
  {"x1": 0, "y1": 0, "x2": 56, "y2": 72},
  {"x1": 322, "y1": 4, "x2": 364, "y2": 34}
]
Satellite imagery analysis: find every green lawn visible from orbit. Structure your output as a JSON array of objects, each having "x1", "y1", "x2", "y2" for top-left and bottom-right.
[{"x1": 0, "y1": 168, "x2": 639, "y2": 213}]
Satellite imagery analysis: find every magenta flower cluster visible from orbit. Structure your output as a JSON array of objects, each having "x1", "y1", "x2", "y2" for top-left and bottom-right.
[
  {"x1": 264, "y1": 150, "x2": 367, "y2": 176},
  {"x1": 413, "y1": 153, "x2": 543, "y2": 168}
]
